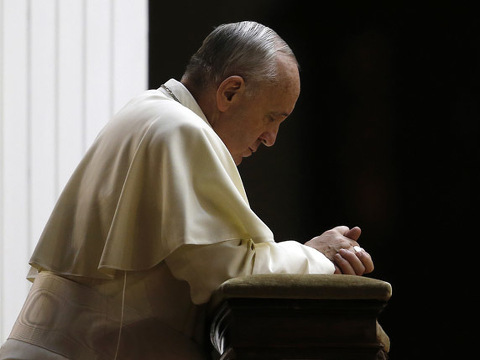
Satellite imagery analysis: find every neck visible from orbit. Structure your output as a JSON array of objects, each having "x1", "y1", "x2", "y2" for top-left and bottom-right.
[{"x1": 181, "y1": 78, "x2": 219, "y2": 127}]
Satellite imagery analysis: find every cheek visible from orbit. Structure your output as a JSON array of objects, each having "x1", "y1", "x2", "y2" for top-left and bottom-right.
[
  {"x1": 231, "y1": 133, "x2": 251, "y2": 153},
  {"x1": 222, "y1": 129, "x2": 250, "y2": 155},
  {"x1": 227, "y1": 110, "x2": 266, "y2": 152}
]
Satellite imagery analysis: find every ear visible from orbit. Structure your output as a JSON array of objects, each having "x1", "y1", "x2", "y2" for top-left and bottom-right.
[{"x1": 216, "y1": 76, "x2": 245, "y2": 112}]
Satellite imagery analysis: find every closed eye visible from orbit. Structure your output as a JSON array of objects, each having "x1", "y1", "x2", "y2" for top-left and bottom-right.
[{"x1": 270, "y1": 111, "x2": 290, "y2": 121}]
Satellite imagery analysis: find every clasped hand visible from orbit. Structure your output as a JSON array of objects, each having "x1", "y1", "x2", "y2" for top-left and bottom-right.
[{"x1": 304, "y1": 226, "x2": 374, "y2": 276}]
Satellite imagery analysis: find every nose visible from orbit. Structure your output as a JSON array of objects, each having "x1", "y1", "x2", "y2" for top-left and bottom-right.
[{"x1": 259, "y1": 127, "x2": 279, "y2": 147}]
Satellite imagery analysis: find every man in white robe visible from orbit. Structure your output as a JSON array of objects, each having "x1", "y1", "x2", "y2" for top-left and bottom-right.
[{"x1": 0, "y1": 21, "x2": 373, "y2": 359}]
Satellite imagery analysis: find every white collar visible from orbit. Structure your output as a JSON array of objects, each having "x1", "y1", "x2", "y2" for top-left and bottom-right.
[{"x1": 160, "y1": 79, "x2": 212, "y2": 128}]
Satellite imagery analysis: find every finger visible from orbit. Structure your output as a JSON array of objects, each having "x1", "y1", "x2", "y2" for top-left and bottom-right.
[
  {"x1": 332, "y1": 225, "x2": 350, "y2": 235},
  {"x1": 328, "y1": 226, "x2": 360, "y2": 248},
  {"x1": 344, "y1": 226, "x2": 362, "y2": 241},
  {"x1": 339, "y1": 249, "x2": 366, "y2": 275},
  {"x1": 334, "y1": 252, "x2": 357, "y2": 275},
  {"x1": 334, "y1": 265, "x2": 342, "y2": 274},
  {"x1": 355, "y1": 250, "x2": 374, "y2": 274}
]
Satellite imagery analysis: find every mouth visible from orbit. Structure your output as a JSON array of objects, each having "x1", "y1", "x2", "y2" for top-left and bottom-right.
[
  {"x1": 238, "y1": 148, "x2": 255, "y2": 164},
  {"x1": 242, "y1": 148, "x2": 254, "y2": 158}
]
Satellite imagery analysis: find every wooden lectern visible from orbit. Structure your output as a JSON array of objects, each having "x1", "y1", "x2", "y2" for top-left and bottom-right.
[{"x1": 208, "y1": 274, "x2": 391, "y2": 360}]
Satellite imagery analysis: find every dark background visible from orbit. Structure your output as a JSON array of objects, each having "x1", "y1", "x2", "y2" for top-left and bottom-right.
[{"x1": 149, "y1": 1, "x2": 480, "y2": 358}]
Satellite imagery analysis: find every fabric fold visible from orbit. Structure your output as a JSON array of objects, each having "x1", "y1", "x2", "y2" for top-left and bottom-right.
[{"x1": 29, "y1": 80, "x2": 274, "y2": 280}]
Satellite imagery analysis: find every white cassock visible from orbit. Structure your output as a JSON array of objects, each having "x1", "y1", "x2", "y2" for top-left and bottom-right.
[{"x1": 0, "y1": 79, "x2": 334, "y2": 360}]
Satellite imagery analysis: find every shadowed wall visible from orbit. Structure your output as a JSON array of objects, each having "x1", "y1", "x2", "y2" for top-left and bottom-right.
[{"x1": 149, "y1": 1, "x2": 480, "y2": 358}]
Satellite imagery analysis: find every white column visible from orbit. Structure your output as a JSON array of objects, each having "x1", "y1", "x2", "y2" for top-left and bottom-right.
[
  {"x1": 0, "y1": 0, "x2": 31, "y2": 343},
  {"x1": 0, "y1": 0, "x2": 148, "y2": 342}
]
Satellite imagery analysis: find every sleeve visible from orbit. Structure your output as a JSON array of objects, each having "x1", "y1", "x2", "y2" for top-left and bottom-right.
[{"x1": 165, "y1": 239, "x2": 335, "y2": 304}]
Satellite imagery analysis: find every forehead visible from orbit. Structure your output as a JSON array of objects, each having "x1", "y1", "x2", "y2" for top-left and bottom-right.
[
  {"x1": 276, "y1": 56, "x2": 299, "y2": 92},
  {"x1": 263, "y1": 62, "x2": 300, "y2": 114}
]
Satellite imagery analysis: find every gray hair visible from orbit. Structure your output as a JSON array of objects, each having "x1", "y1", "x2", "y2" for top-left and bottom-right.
[{"x1": 182, "y1": 21, "x2": 298, "y2": 92}]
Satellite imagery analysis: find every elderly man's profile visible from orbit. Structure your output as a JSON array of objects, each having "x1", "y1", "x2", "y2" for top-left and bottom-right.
[{"x1": 0, "y1": 21, "x2": 374, "y2": 359}]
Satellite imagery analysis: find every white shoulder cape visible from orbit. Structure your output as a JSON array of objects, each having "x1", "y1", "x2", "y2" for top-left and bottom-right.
[{"x1": 29, "y1": 79, "x2": 274, "y2": 279}]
